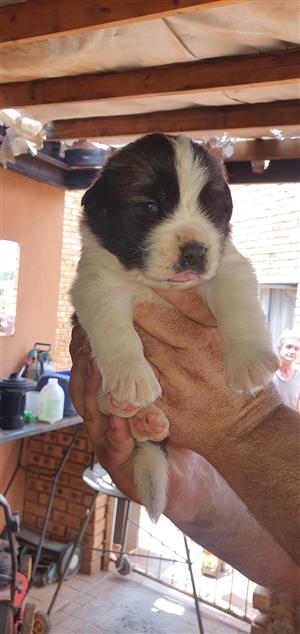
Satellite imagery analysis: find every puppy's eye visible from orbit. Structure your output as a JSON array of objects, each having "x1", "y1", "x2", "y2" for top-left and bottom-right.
[{"x1": 142, "y1": 201, "x2": 158, "y2": 213}]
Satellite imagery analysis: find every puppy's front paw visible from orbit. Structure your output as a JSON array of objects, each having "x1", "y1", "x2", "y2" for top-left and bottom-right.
[
  {"x1": 103, "y1": 359, "x2": 161, "y2": 407},
  {"x1": 225, "y1": 346, "x2": 278, "y2": 393},
  {"x1": 129, "y1": 405, "x2": 169, "y2": 442}
]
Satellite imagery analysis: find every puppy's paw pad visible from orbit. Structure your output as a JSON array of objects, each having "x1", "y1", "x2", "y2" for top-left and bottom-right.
[
  {"x1": 104, "y1": 360, "x2": 161, "y2": 407},
  {"x1": 130, "y1": 406, "x2": 169, "y2": 442},
  {"x1": 225, "y1": 347, "x2": 278, "y2": 393},
  {"x1": 109, "y1": 396, "x2": 137, "y2": 412}
]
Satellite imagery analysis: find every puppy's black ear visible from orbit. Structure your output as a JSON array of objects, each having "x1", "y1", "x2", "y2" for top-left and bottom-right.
[{"x1": 81, "y1": 177, "x2": 106, "y2": 217}]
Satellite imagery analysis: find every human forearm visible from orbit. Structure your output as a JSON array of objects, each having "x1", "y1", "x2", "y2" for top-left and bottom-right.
[
  {"x1": 166, "y1": 449, "x2": 299, "y2": 596},
  {"x1": 205, "y1": 403, "x2": 300, "y2": 565}
]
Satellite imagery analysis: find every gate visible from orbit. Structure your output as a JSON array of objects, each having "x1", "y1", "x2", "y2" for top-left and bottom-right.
[{"x1": 128, "y1": 506, "x2": 257, "y2": 625}]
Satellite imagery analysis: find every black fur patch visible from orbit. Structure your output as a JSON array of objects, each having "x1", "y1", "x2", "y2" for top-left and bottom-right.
[
  {"x1": 193, "y1": 143, "x2": 232, "y2": 234},
  {"x1": 82, "y1": 133, "x2": 232, "y2": 269},
  {"x1": 83, "y1": 134, "x2": 179, "y2": 269}
]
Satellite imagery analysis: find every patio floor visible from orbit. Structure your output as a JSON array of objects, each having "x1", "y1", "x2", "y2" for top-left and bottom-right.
[{"x1": 27, "y1": 569, "x2": 251, "y2": 634}]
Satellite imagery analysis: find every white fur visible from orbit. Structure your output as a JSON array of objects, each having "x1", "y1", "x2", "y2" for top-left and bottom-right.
[
  {"x1": 72, "y1": 136, "x2": 277, "y2": 521},
  {"x1": 172, "y1": 136, "x2": 210, "y2": 214},
  {"x1": 201, "y1": 242, "x2": 277, "y2": 392},
  {"x1": 143, "y1": 137, "x2": 222, "y2": 287},
  {"x1": 71, "y1": 225, "x2": 160, "y2": 406},
  {"x1": 133, "y1": 441, "x2": 169, "y2": 522}
]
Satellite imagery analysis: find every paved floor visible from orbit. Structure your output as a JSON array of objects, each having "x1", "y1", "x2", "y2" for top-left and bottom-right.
[{"x1": 27, "y1": 569, "x2": 250, "y2": 634}]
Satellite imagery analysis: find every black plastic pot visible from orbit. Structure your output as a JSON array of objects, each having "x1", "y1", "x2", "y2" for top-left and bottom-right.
[{"x1": 0, "y1": 374, "x2": 36, "y2": 430}]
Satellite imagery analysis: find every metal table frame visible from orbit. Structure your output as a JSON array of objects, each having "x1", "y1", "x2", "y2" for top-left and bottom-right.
[{"x1": 1, "y1": 416, "x2": 82, "y2": 594}]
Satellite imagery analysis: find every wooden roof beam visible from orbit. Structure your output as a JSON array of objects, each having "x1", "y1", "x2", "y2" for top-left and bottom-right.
[
  {"x1": 211, "y1": 139, "x2": 300, "y2": 162},
  {"x1": 2, "y1": 49, "x2": 300, "y2": 109},
  {"x1": 47, "y1": 100, "x2": 300, "y2": 141},
  {"x1": 0, "y1": 0, "x2": 241, "y2": 47}
]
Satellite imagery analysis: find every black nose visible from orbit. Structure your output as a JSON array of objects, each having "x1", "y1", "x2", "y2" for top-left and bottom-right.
[{"x1": 180, "y1": 242, "x2": 206, "y2": 270}]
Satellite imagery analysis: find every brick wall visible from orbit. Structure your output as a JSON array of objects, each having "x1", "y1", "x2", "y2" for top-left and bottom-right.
[
  {"x1": 231, "y1": 182, "x2": 300, "y2": 331},
  {"x1": 231, "y1": 183, "x2": 300, "y2": 285},
  {"x1": 54, "y1": 190, "x2": 83, "y2": 370},
  {"x1": 23, "y1": 423, "x2": 108, "y2": 575}
]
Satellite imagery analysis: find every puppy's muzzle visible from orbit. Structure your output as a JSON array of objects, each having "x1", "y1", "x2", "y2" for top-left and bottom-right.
[{"x1": 179, "y1": 241, "x2": 207, "y2": 272}]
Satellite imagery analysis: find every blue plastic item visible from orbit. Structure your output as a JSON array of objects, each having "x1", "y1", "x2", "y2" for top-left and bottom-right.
[{"x1": 36, "y1": 371, "x2": 76, "y2": 417}]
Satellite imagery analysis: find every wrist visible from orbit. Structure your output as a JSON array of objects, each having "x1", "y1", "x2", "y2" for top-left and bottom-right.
[{"x1": 165, "y1": 448, "x2": 214, "y2": 526}]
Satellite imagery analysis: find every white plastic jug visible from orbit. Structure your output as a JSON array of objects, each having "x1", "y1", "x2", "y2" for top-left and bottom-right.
[{"x1": 38, "y1": 378, "x2": 64, "y2": 423}]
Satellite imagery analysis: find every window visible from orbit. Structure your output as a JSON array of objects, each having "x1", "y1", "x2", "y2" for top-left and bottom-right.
[
  {"x1": 259, "y1": 284, "x2": 297, "y2": 348},
  {"x1": 0, "y1": 240, "x2": 20, "y2": 337}
]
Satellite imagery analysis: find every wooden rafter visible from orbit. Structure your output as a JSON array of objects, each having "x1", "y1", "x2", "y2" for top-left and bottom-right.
[
  {"x1": 0, "y1": 0, "x2": 241, "y2": 46},
  {"x1": 47, "y1": 100, "x2": 300, "y2": 140},
  {"x1": 2, "y1": 49, "x2": 300, "y2": 109},
  {"x1": 211, "y1": 139, "x2": 300, "y2": 162}
]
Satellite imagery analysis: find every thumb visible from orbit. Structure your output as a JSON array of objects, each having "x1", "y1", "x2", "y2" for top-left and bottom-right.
[{"x1": 105, "y1": 416, "x2": 135, "y2": 462}]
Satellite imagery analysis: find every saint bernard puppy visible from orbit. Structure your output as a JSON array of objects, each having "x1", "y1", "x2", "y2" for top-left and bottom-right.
[{"x1": 71, "y1": 133, "x2": 277, "y2": 521}]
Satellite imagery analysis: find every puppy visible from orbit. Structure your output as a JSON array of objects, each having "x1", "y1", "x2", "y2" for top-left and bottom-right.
[{"x1": 71, "y1": 133, "x2": 277, "y2": 521}]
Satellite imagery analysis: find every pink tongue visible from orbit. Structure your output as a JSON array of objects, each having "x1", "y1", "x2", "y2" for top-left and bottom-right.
[{"x1": 170, "y1": 271, "x2": 199, "y2": 282}]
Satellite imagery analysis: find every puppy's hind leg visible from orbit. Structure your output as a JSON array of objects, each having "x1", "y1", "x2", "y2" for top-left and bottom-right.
[
  {"x1": 128, "y1": 406, "x2": 169, "y2": 522},
  {"x1": 129, "y1": 406, "x2": 169, "y2": 442}
]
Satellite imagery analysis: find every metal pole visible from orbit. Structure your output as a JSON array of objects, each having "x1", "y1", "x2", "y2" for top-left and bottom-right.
[
  {"x1": 183, "y1": 534, "x2": 205, "y2": 634},
  {"x1": 47, "y1": 493, "x2": 98, "y2": 616},
  {"x1": 119, "y1": 500, "x2": 130, "y2": 557},
  {"x1": 4, "y1": 439, "x2": 24, "y2": 496}
]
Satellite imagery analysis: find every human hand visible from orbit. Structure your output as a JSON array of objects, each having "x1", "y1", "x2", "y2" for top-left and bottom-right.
[
  {"x1": 69, "y1": 324, "x2": 202, "y2": 509},
  {"x1": 69, "y1": 333, "x2": 298, "y2": 596},
  {"x1": 134, "y1": 288, "x2": 280, "y2": 459}
]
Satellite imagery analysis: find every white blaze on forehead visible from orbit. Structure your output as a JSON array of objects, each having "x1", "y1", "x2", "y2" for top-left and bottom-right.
[
  {"x1": 140, "y1": 135, "x2": 223, "y2": 286},
  {"x1": 171, "y1": 136, "x2": 210, "y2": 219}
]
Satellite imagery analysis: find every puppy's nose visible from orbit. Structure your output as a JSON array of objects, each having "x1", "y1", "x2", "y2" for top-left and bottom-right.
[{"x1": 180, "y1": 241, "x2": 206, "y2": 269}]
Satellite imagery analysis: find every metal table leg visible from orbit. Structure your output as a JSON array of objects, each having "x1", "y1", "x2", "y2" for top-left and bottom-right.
[
  {"x1": 4, "y1": 438, "x2": 25, "y2": 496},
  {"x1": 27, "y1": 426, "x2": 80, "y2": 592},
  {"x1": 47, "y1": 492, "x2": 98, "y2": 616}
]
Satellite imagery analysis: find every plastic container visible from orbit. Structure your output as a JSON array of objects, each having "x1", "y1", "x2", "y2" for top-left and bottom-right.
[
  {"x1": 37, "y1": 371, "x2": 76, "y2": 417},
  {"x1": 25, "y1": 390, "x2": 39, "y2": 417},
  {"x1": 38, "y1": 378, "x2": 65, "y2": 424}
]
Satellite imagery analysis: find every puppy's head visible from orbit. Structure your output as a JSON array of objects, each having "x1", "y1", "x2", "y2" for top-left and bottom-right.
[{"x1": 82, "y1": 133, "x2": 232, "y2": 288}]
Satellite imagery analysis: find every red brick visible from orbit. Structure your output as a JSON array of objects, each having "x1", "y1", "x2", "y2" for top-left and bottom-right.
[
  {"x1": 81, "y1": 532, "x2": 104, "y2": 548},
  {"x1": 94, "y1": 494, "x2": 107, "y2": 509},
  {"x1": 85, "y1": 517, "x2": 106, "y2": 538},
  {"x1": 82, "y1": 493, "x2": 95, "y2": 506},
  {"x1": 65, "y1": 527, "x2": 83, "y2": 543},
  {"x1": 39, "y1": 443, "x2": 66, "y2": 459},
  {"x1": 29, "y1": 454, "x2": 58, "y2": 470},
  {"x1": 23, "y1": 512, "x2": 38, "y2": 529},
  {"x1": 38, "y1": 493, "x2": 67, "y2": 512},
  {"x1": 28, "y1": 439, "x2": 44, "y2": 453},
  {"x1": 56, "y1": 485, "x2": 82, "y2": 504},
  {"x1": 57, "y1": 472, "x2": 70, "y2": 487},
  {"x1": 52, "y1": 509, "x2": 81, "y2": 529},
  {"x1": 69, "y1": 476, "x2": 90, "y2": 492},
  {"x1": 37, "y1": 518, "x2": 66, "y2": 540},
  {"x1": 70, "y1": 449, "x2": 91, "y2": 465},
  {"x1": 67, "y1": 501, "x2": 88, "y2": 519},
  {"x1": 92, "y1": 506, "x2": 106, "y2": 523},
  {"x1": 63, "y1": 461, "x2": 86, "y2": 477},
  {"x1": 25, "y1": 501, "x2": 47, "y2": 518},
  {"x1": 25, "y1": 490, "x2": 38, "y2": 503},
  {"x1": 81, "y1": 549, "x2": 102, "y2": 564},
  {"x1": 80, "y1": 558, "x2": 102, "y2": 575}
]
